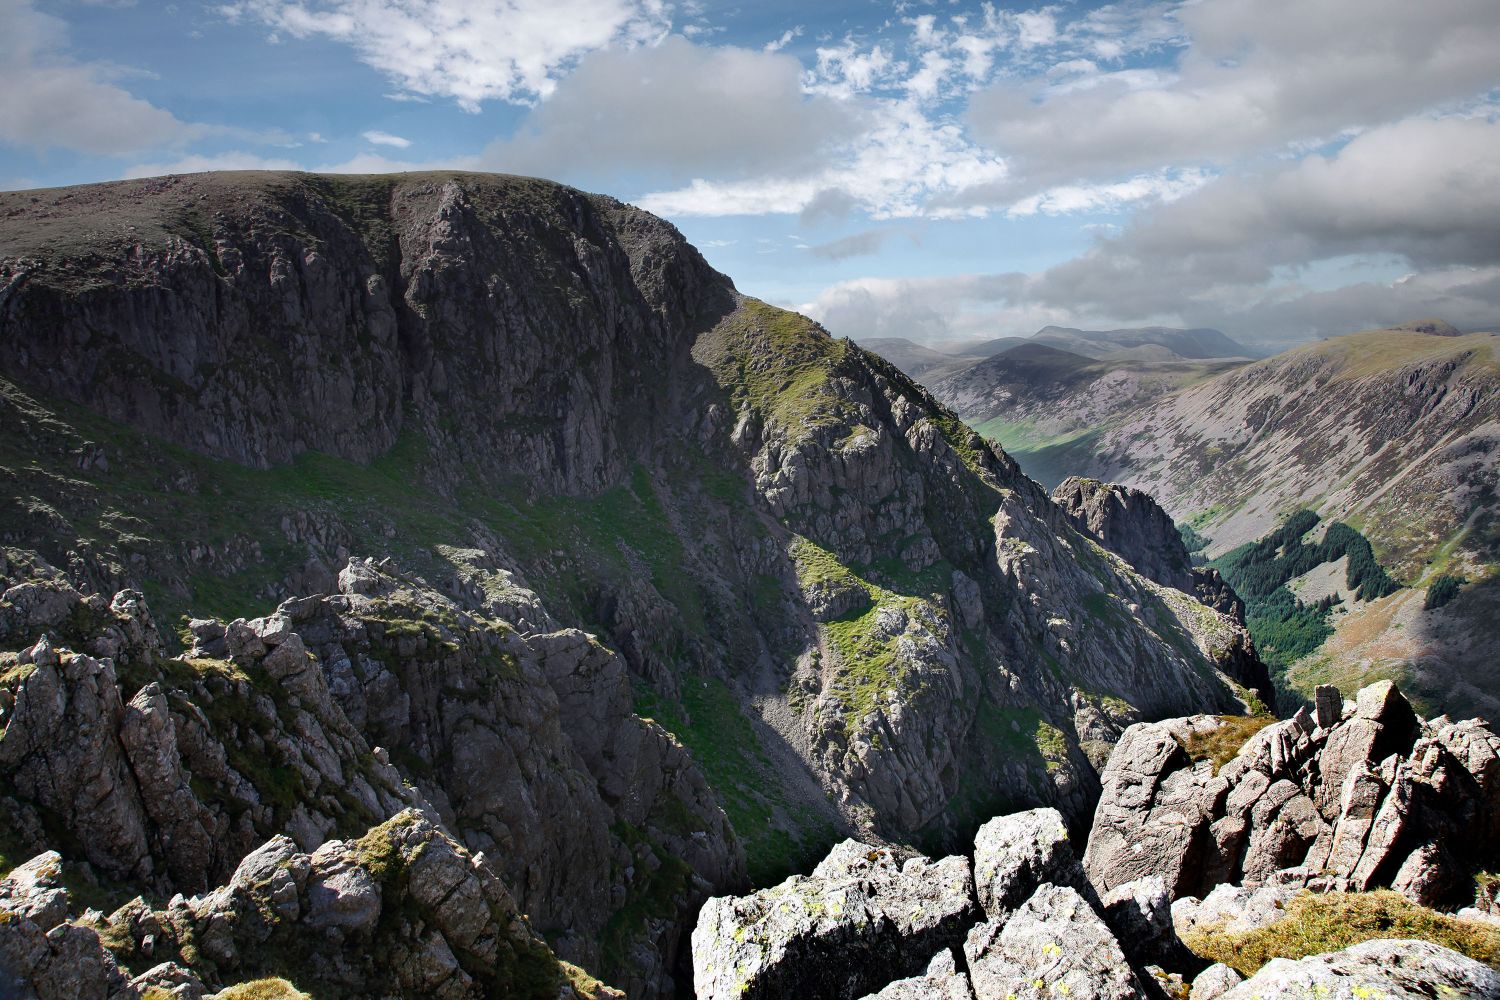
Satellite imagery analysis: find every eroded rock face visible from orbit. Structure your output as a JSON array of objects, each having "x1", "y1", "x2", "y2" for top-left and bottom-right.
[
  {"x1": 1217, "y1": 938, "x2": 1500, "y2": 999},
  {"x1": 0, "y1": 552, "x2": 739, "y2": 998},
  {"x1": 692, "y1": 841, "x2": 978, "y2": 1000},
  {"x1": 1048, "y1": 478, "x2": 1272, "y2": 708},
  {"x1": 1051, "y1": 478, "x2": 1195, "y2": 593},
  {"x1": 857, "y1": 949, "x2": 974, "y2": 1000},
  {"x1": 694, "y1": 807, "x2": 1171, "y2": 1000},
  {"x1": 1084, "y1": 682, "x2": 1500, "y2": 911},
  {"x1": 0, "y1": 812, "x2": 618, "y2": 1000}
]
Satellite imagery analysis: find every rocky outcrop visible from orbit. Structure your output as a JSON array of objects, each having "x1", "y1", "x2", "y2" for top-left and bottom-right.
[
  {"x1": 691, "y1": 841, "x2": 977, "y2": 1000},
  {"x1": 1084, "y1": 681, "x2": 1500, "y2": 912},
  {"x1": 1051, "y1": 478, "x2": 1194, "y2": 593},
  {"x1": 1048, "y1": 478, "x2": 1272, "y2": 708},
  {"x1": 972, "y1": 808, "x2": 1086, "y2": 918},
  {"x1": 964, "y1": 884, "x2": 1144, "y2": 1000},
  {"x1": 0, "y1": 551, "x2": 738, "y2": 998},
  {"x1": 857, "y1": 949, "x2": 973, "y2": 1000},
  {"x1": 694, "y1": 808, "x2": 1147, "y2": 1000},
  {"x1": 0, "y1": 171, "x2": 1288, "y2": 995},
  {"x1": 0, "y1": 811, "x2": 619, "y2": 1000},
  {"x1": 1217, "y1": 938, "x2": 1500, "y2": 999}
]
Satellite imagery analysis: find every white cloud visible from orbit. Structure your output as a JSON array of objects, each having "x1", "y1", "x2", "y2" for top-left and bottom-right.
[
  {"x1": 485, "y1": 37, "x2": 863, "y2": 182},
  {"x1": 123, "y1": 149, "x2": 480, "y2": 179},
  {"x1": 122, "y1": 151, "x2": 303, "y2": 177},
  {"x1": 1005, "y1": 168, "x2": 1212, "y2": 218},
  {"x1": 968, "y1": 0, "x2": 1500, "y2": 189},
  {"x1": 636, "y1": 99, "x2": 1006, "y2": 219},
  {"x1": 0, "y1": 0, "x2": 201, "y2": 154},
  {"x1": 764, "y1": 25, "x2": 801, "y2": 52},
  {"x1": 799, "y1": 115, "x2": 1500, "y2": 346},
  {"x1": 220, "y1": 0, "x2": 671, "y2": 111},
  {"x1": 361, "y1": 129, "x2": 412, "y2": 148}
]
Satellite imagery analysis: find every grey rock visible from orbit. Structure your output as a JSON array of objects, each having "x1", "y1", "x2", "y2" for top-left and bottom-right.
[
  {"x1": 692, "y1": 840, "x2": 978, "y2": 1000},
  {"x1": 1313, "y1": 684, "x2": 1342, "y2": 730},
  {"x1": 1218, "y1": 938, "x2": 1500, "y2": 999},
  {"x1": 963, "y1": 884, "x2": 1144, "y2": 1000},
  {"x1": 972, "y1": 808, "x2": 1083, "y2": 918},
  {"x1": 1101, "y1": 876, "x2": 1185, "y2": 969},
  {"x1": 858, "y1": 949, "x2": 974, "y2": 1000},
  {"x1": 1188, "y1": 963, "x2": 1243, "y2": 1000},
  {"x1": 1050, "y1": 478, "x2": 1195, "y2": 592}
]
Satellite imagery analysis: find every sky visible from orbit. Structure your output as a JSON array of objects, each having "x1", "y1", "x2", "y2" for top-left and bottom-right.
[{"x1": 2, "y1": 0, "x2": 1499, "y2": 350}]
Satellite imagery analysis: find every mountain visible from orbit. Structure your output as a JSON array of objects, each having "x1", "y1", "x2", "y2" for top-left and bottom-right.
[
  {"x1": 0, "y1": 172, "x2": 1265, "y2": 997},
  {"x1": 1008, "y1": 323, "x2": 1500, "y2": 718},
  {"x1": 930, "y1": 342, "x2": 1245, "y2": 486},
  {"x1": 1030, "y1": 325, "x2": 1258, "y2": 361},
  {"x1": 853, "y1": 337, "x2": 968, "y2": 379}
]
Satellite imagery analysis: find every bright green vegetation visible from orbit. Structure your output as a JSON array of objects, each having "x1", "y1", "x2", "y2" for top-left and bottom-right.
[
  {"x1": 1178, "y1": 715, "x2": 1275, "y2": 774},
  {"x1": 696, "y1": 298, "x2": 854, "y2": 434},
  {"x1": 1211, "y1": 510, "x2": 1401, "y2": 670},
  {"x1": 1183, "y1": 890, "x2": 1500, "y2": 976},
  {"x1": 791, "y1": 537, "x2": 944, "y2": 738},
  {"x1": 1424, "y1": 574, "x2": 1465, "y2": 610},
  {"x1": 633, "y1": 676, "x2": 834, "y2": 887}
]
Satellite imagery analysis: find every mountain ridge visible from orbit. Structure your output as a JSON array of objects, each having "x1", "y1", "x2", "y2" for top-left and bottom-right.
[{"x1": 0, "y1": 170, "x2": 1269, "y2": 997}]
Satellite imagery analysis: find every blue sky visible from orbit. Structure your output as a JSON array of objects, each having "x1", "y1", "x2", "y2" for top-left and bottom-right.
[{"x1": 3, "y1": 0, "x2": 1498, "y2": 348}]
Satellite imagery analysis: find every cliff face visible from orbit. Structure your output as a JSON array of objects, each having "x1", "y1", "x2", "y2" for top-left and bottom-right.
[{"x1": 0, "y1": 171, "x2": 1261, "y2": 997}]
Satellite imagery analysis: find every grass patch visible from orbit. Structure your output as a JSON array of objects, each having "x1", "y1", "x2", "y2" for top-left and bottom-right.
[
  {"x1": 1184, "y1": 890, "x2": 1500, "y2": 977},
  {"x1": 211, "y1": 979, "x2": 312, "y2": 1000},
  {"x1": 634, "y1": 677, "x2": 833, "y2": 886},
  {"x1": 1178, "y1": 715, "x2": 1274, "y2": 774}
]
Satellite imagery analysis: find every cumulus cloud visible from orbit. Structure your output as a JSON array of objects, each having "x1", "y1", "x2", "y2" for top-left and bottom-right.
[
  {"x1": 220, "y1": 0, "x2": 670, "y2": 111},
  {"x1": 0, "y1": 0, "x2": 200, "y2": 154},
  {"x1": 124, "y1": 149, "x2": 479, "y2": 179},
  {"x1": 802, "y1": 115, "x2": 1500, "y2": 345},
  {"x1": 967, "y1": 0, "x2": 1500, "y2": 190},
  {"x1": 485, "y1": 37, "x2": 863, "y2": 182},
  {"x1": 636, "y1": 99, "x2": 1006, "y2": 218}
]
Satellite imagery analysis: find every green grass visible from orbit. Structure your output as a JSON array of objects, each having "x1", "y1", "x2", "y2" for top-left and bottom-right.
[
  {"x1": 1183, "y1": 890, "x2": 1500, "y2": 977},
  {"x1": 1178, "y1": 715, "x2": 1275, "y2": 774},
  {"x1": 633, "y1": 677, "x2": 834, "y2": 886},
  {"x1": 695, "y1": 298, "x2": 854, "y2": 434}
]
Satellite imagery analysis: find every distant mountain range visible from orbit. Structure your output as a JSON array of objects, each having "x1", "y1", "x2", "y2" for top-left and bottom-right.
[
  {"x1": 858, "y1": 324, "x2": 1258, "y2": 385},
  {"x1": 914, "y1": 318, "x2": 1500, "y2": 720}
]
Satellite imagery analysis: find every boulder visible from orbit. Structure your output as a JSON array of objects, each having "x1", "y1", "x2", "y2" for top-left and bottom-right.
[
  {"x1": 857, "y1": 949, "x2": 974, "y2": 1000},
  {"x1": 1218, "y1": 938, "x2": 1500, "y2": 999},
  {"x1": 1188, "y1": 964, "x2": 1243, "y2": 1000},
  {"x1": 692, "y1": 841, "x2": 978, "y2": 1000},
  {"x1": 1100, "y1": 876, "x2": 1187, "y2": 969},
  {"x1": 963, "y1": 884, "x2": 1144, "y2": 1000},
  {"x1": 972, "y1": 808, "x2": 1084, "y2": 918}
]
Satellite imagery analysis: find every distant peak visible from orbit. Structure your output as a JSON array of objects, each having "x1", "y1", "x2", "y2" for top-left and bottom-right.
[{"x1": 1386, "y1": 318, "x2": 1461, "y2": 337}]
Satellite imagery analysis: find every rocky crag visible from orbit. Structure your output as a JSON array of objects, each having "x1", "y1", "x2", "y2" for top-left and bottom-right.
[
  {"x1": 0, "y1": 171, "x2": 1267, "y2": 996},
  {"x1": 691, "y1": 679, "x2": 1500, "y2": 1000}
]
